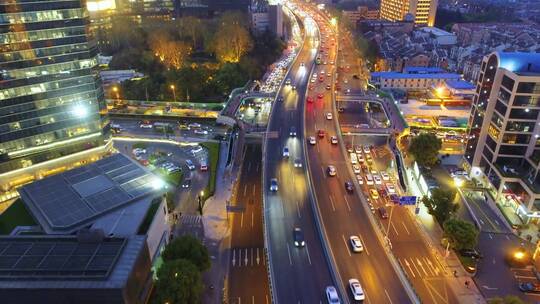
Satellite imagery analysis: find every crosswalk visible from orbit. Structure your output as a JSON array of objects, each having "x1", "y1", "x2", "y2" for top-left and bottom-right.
[
  {"x1": 231, "y1": 247, "x2": 266, "y2": 267},
  {"x1": 181, "y1": 214, "x2": 202, "y2": 226},
  {"x1": 399, "y1": 256, "x2": 444, "y2": 279}
]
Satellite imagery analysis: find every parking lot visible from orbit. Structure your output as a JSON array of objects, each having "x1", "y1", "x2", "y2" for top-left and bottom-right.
[
  {"x1": 338, "y1": 100, "x2": 390, "y2": 130},
  {"x1": 113, "y1": 140, "x2": 209, "y2": 215}
]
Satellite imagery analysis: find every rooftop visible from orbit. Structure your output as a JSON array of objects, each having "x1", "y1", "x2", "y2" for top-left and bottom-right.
[
  {"x1": 19, "y1": 154, "x2": 162, "y2": 234},
  {"x1": 403, "y1": 67, "x2": 445, "y2": 74},
  {"x1": 445, "y1": 80, "x2": 476, "y2": 90},
  {"x1": 371, "y1": 72, "x2": 461, "y2": 80},
  {"x1": 497, "y1": 52, "x2": 540, "y2": 74},
  {"x1": 0, "y1": 234, "x2": 147, "y2": 289}
]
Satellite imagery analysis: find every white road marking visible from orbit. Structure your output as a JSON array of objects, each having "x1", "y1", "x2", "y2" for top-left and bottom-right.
[
  {"x1": 412, "y1": 258, "x2": 421, "y2": 276},
  {"x1": 244, "y1": 248, "x2": 248, "y2": 266},
  {"x1": 384, "y1": 289, "x2": 394, "y2": 304},
  {"x1": 344, "y1": 195, "x2": 351, "y2": 212},
  {"x1": 329, "y1": 195, "x2": 336, "y2": 211},
  {"x1": 252, "y1": 296, "x2": 255, "y2": 304},
  {"x1": 256, "y1": 248, "x2": 260, "y2": 265},
  {"x1": 417, "y1": 258, "x2": 428, "y2": 276},
  {"x1": 232, "y1": 249, "x2": 236, "y2": 267},
  {"x1": 391, "y1": 222, "x2": 399, "y2": 236},
  {"x1": 256, "y1": 163, "x2": 260, "y2": 172},
  {"x1": 401, "y1": 221, "x2": 410, "y2": 235},
  {"x1": 296, "y1": 201, "x2": 302, "y2": 219},
  {"x1": 241, "y1": 212, "x2": 244, "y2": 228},
  {"x1": 403, "y1": 258, "x2": 415, "y2": 278},
  {"x1": 287, "y1": 243, "x2": 293, "y2": 266},
  {"x1": 305, "y1": 243, "x2": 313, "y2": 265},
  {"x1": 342, "y1": 235, "x2": 351, "y2": 256},
  {"x1": 248, "y1": 161, "x2": 252, "y2": 172},
  {"x1": 244, "y1": 185, "x2": 247, "y2": 196},
  {"x1": 359, "y1": 234, "x2": 370, "y2": 255},
  {"x1": 251, "y1": 211, "x2": 254, "y2": 228},
  {"x1": 253, "y1": 184, "x2": 256, "y2": 195}
]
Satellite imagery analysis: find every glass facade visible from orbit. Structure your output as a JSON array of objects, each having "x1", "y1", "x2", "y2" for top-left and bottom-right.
[{"x1": 0, "y1": 0, "x2": 110, "y2": 174}]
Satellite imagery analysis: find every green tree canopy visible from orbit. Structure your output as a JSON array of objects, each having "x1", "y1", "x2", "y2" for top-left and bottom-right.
[
  {"x1": 408, "y1": 133, "x2": 442, "y2": 167},
  {"x1": 421, "y1": 188, "x2": 458, "y2": 225},
  {"x1": 153, "y1": 259, "x2": 203, "y2": 304},
  {"x1": 162, "y1": 235, "x2": 211, "y2": 271},
  {"x1": 443, "y1": 218, "x2": 479, "y2": 251}
]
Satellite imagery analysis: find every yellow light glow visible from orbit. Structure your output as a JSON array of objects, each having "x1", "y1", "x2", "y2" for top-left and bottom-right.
[
  {"x1": 453, "y1": 177, "x2": 464, "y2": 188},
  {"x1": 330, "y1": 18, "x2": 337, "y2": 26},
  {"x1": 435, "y1": 86, "x2": 445, "y2": 96},
  {"x1": 514, "y1": 251, "x2": 525, "y2": 260},
  {"x1": 87, "y1": 0, "x2": 115, "y2": 12}
]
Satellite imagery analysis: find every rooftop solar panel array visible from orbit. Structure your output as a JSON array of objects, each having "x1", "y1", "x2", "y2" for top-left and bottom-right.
[
  {"x1": 20, "y1": 154, "x2": 158, "y2": 233},
  {"x1": 0, "y1": 237, "x2": 126, "y2": 279}
]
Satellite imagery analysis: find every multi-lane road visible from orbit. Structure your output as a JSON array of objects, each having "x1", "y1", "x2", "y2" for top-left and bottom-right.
[
  {"x1": 263, "y1": 6, "x2": 334, "y2": 303},
  {"x1": 228, "y1": 144, "x2": 270, "y2": 304}
]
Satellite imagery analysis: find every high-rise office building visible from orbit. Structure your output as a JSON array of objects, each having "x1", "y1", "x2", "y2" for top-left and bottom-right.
[
  {"x1": 464, "y1": 52, "x2": 540, "y2": 224},
  {"x1": 379, "y1": 0, "x2": 438, "y2": 26},
  {"x1": 0, "y1": 0, "x2": 112, "y2": 203}
]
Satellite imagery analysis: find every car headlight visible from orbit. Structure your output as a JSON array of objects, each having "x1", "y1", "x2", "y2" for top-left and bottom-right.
[
  {"x1": 301, "y1": 241, "x2": 305, "y2": 246},
  {"x1": 295, "y1": 241, "x2": 299, "y2": 246}
]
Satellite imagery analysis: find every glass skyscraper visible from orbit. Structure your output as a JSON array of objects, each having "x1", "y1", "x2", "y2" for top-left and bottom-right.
[{"x1": 0, "y1": 0, "x2": 112, "y2": 203}]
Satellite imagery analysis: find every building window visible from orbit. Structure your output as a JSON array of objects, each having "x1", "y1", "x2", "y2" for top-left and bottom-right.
[
  {"x1": 517, "y1": 82, "x2": 540, "y2": 94},
  {"x1": 501, "y1": 75, "x2": 515, "y2": 92}
]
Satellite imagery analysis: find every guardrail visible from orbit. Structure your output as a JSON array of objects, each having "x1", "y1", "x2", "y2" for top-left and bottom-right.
[{"x1": 261, "y1": 5, "x2": 305, "y2": 303}]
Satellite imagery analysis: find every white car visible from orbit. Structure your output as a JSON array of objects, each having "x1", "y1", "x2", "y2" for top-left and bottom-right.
[
  {"x1": 349, "y1": 279, "x2": 365, "y2": 301},
  {"x1": 283, "y1": 147, "x2": 289, "y2": 158},
  {"x1": 326, "y1": 112, "x2": 333, "y2": 120},
  {"x1": 363, "y1": 145, "x2": 371, "y2": 154},
  {"x1": 352, "y1": 164, "x2": 361, "y2": 174},
  {"x1": 354, "y1": 145, "x2": 362, "y2": 154},
  {"x1": 132, "y1": 148, "x2": 146, "y2": 155},
  {"x1": 344, "y1": 78, "x2": 349, "y2": 84},
  {"x1": 325, "y1": 286, "x2": 340, "y2": 304},
  {"x1": 349, "y1": 235, "x2": 363, "y2": 252},
  {"x1": 356, "y1": 175, "x2": 364, "y2": 185},
  {"x1": 374, "y1": 175, "x2": 382, "y2": 185},
  {"x1": 311, "y1": 78, "x2": 315, "y2": 83},
  {"x1": 139, "y1": 124, "x2": 153, "y2": 129},
  {"x1": 309, "y1": 136, "x2": 316, "y2": 145},
  {"x1": 381, "y1": 171, "x2": 390, "y2": 181},
  {"x1": 327, "y1": 165, "x2": 337, "y2": 176},
  {"x1": 386, "y1": 183, "x2": 396, "y2": 194},
  {"x1": 331, "y1": 136, "x2": 338, "y2": 144}
]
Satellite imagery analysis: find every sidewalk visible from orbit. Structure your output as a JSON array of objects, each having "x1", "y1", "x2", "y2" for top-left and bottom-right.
[
  {"x1": 412, "y1": 208, "x2": 485, "y2": 303},
  {"x1": 201, "y1": 141, "x2": 241, "y2": 304}
]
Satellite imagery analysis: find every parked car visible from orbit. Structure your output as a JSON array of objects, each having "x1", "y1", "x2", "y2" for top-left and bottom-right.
[
  {"x1": 519, "y1": 282, "x2": 540, "y2": 293},
  {"x1": 378, "y1": 207, "x2": 389, "y2": 219}
]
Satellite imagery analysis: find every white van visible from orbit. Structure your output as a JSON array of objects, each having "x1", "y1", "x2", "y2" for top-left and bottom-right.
[
  {"x1": 350, "y1": 153, "x2": 358, "y2": 164},
  {"x1": 365, "y1": 174, "x2": 374, "y2": 185}
]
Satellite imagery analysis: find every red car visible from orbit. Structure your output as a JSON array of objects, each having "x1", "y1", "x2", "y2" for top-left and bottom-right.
[
  {"x1": 319, "y1": 76, "x2": 324, "y2": 82},
  {"x1": 317, "y1": 93, "x2": 324, "y2": 99},
  {"x1": 307, "y1": 96, "x2": 313, "y2": 103},
  {"x1": 309, "y1": 85, "x2": 314, "y2": 90},
  {"x1": 318, "y1": 130, "x2": 325, "y2": 138}
]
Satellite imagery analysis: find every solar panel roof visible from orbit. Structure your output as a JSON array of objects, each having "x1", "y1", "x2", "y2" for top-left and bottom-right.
[
  {"x1": 0, "y1": 237, "x2": 126, "y2": 280},
  {"x1": 19, "y1": 154, "x2": 160, "y2": 234}
]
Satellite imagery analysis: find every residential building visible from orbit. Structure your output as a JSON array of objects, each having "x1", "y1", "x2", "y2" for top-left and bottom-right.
[
  {"x1": 464, "y1": 52, "x2": 540, "y2": 225},
  {"x1": 0, "y1": 0, "x2": 112, "y2": 203},
  {"x1": 417, "y1": 27, "x2": 457, "y2": 46},
  {"x1": 249, "y1": 0, "x2": 284, "y2": 37},
  {"x1": 379, "y1": 0, "x2": 438, "y2": 26},
  {"x1": 0, "y1": 153, "x2": 171, "y2": 303},
  {"x1": 370, "y1": 67, "x2": 461, "y2": 90},
  {"x1": 343, "y1": 6, "x2": 379, "y2": 26}
]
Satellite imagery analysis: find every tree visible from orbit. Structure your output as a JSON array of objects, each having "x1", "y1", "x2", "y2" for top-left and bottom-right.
[
  {"x1": 421, "y1": 188, "x2": 458, "y2": 225},
  {"x1": 149, "y1": 32, "x2": 192, "y2": 69},
  {"x1": 488, "y1": 296, "x2": 526, "y2": 304},
  {"x1": 162, "y1": 235, "x2": 211, "y2": 271},
  {"x1": 443, "y1": 218, "x2": 479, "y2": 251},
  {"x1": 408, "y1": 133, "x2": 442, "y2": 167},
  {"x1": 178, "y1": 16, "x2": 205, "y2": 49},
  {"x1": 211, "y1": 12, "x2": 253, "y2": 63},
  {"x1": 153, "y1": 259, "x2": 203, "y2": 304}
]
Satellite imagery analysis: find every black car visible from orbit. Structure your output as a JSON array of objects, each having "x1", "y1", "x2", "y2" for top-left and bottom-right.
[
  {"x1": 289, "y1": 126, "x2": 297, "y2": 137},
  {"x1": 293, "y1": 227, "x2": 305, "y2": 247},
  {"x1": 277, "y1": 96, "x2": 284, "y2": 102},
  {"x1": 345, "y1": 181, "x2": 354, "y2": 193},
  {"x1": 519, "y1": 282, "x2": 540, "y2": 293},
  {"x1": 459, "y1": 249, "x2": 483, "y2": 259}
]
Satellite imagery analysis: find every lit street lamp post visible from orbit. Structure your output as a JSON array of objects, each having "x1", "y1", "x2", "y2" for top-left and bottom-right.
[
  {"x1": 170, "y1": 84, "x2": 177, "y2": 102},
  {"x1": 198, "y1": 191, "x2": 204, "y2": 215}
]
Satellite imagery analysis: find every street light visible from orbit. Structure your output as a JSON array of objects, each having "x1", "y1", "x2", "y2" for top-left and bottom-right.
[
  {"x1": 170, "y1": 84, "x2": 177, "y2": 102},
  {"x1": 198, "y1": 190, "x2": 204, "y2": 215}
]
